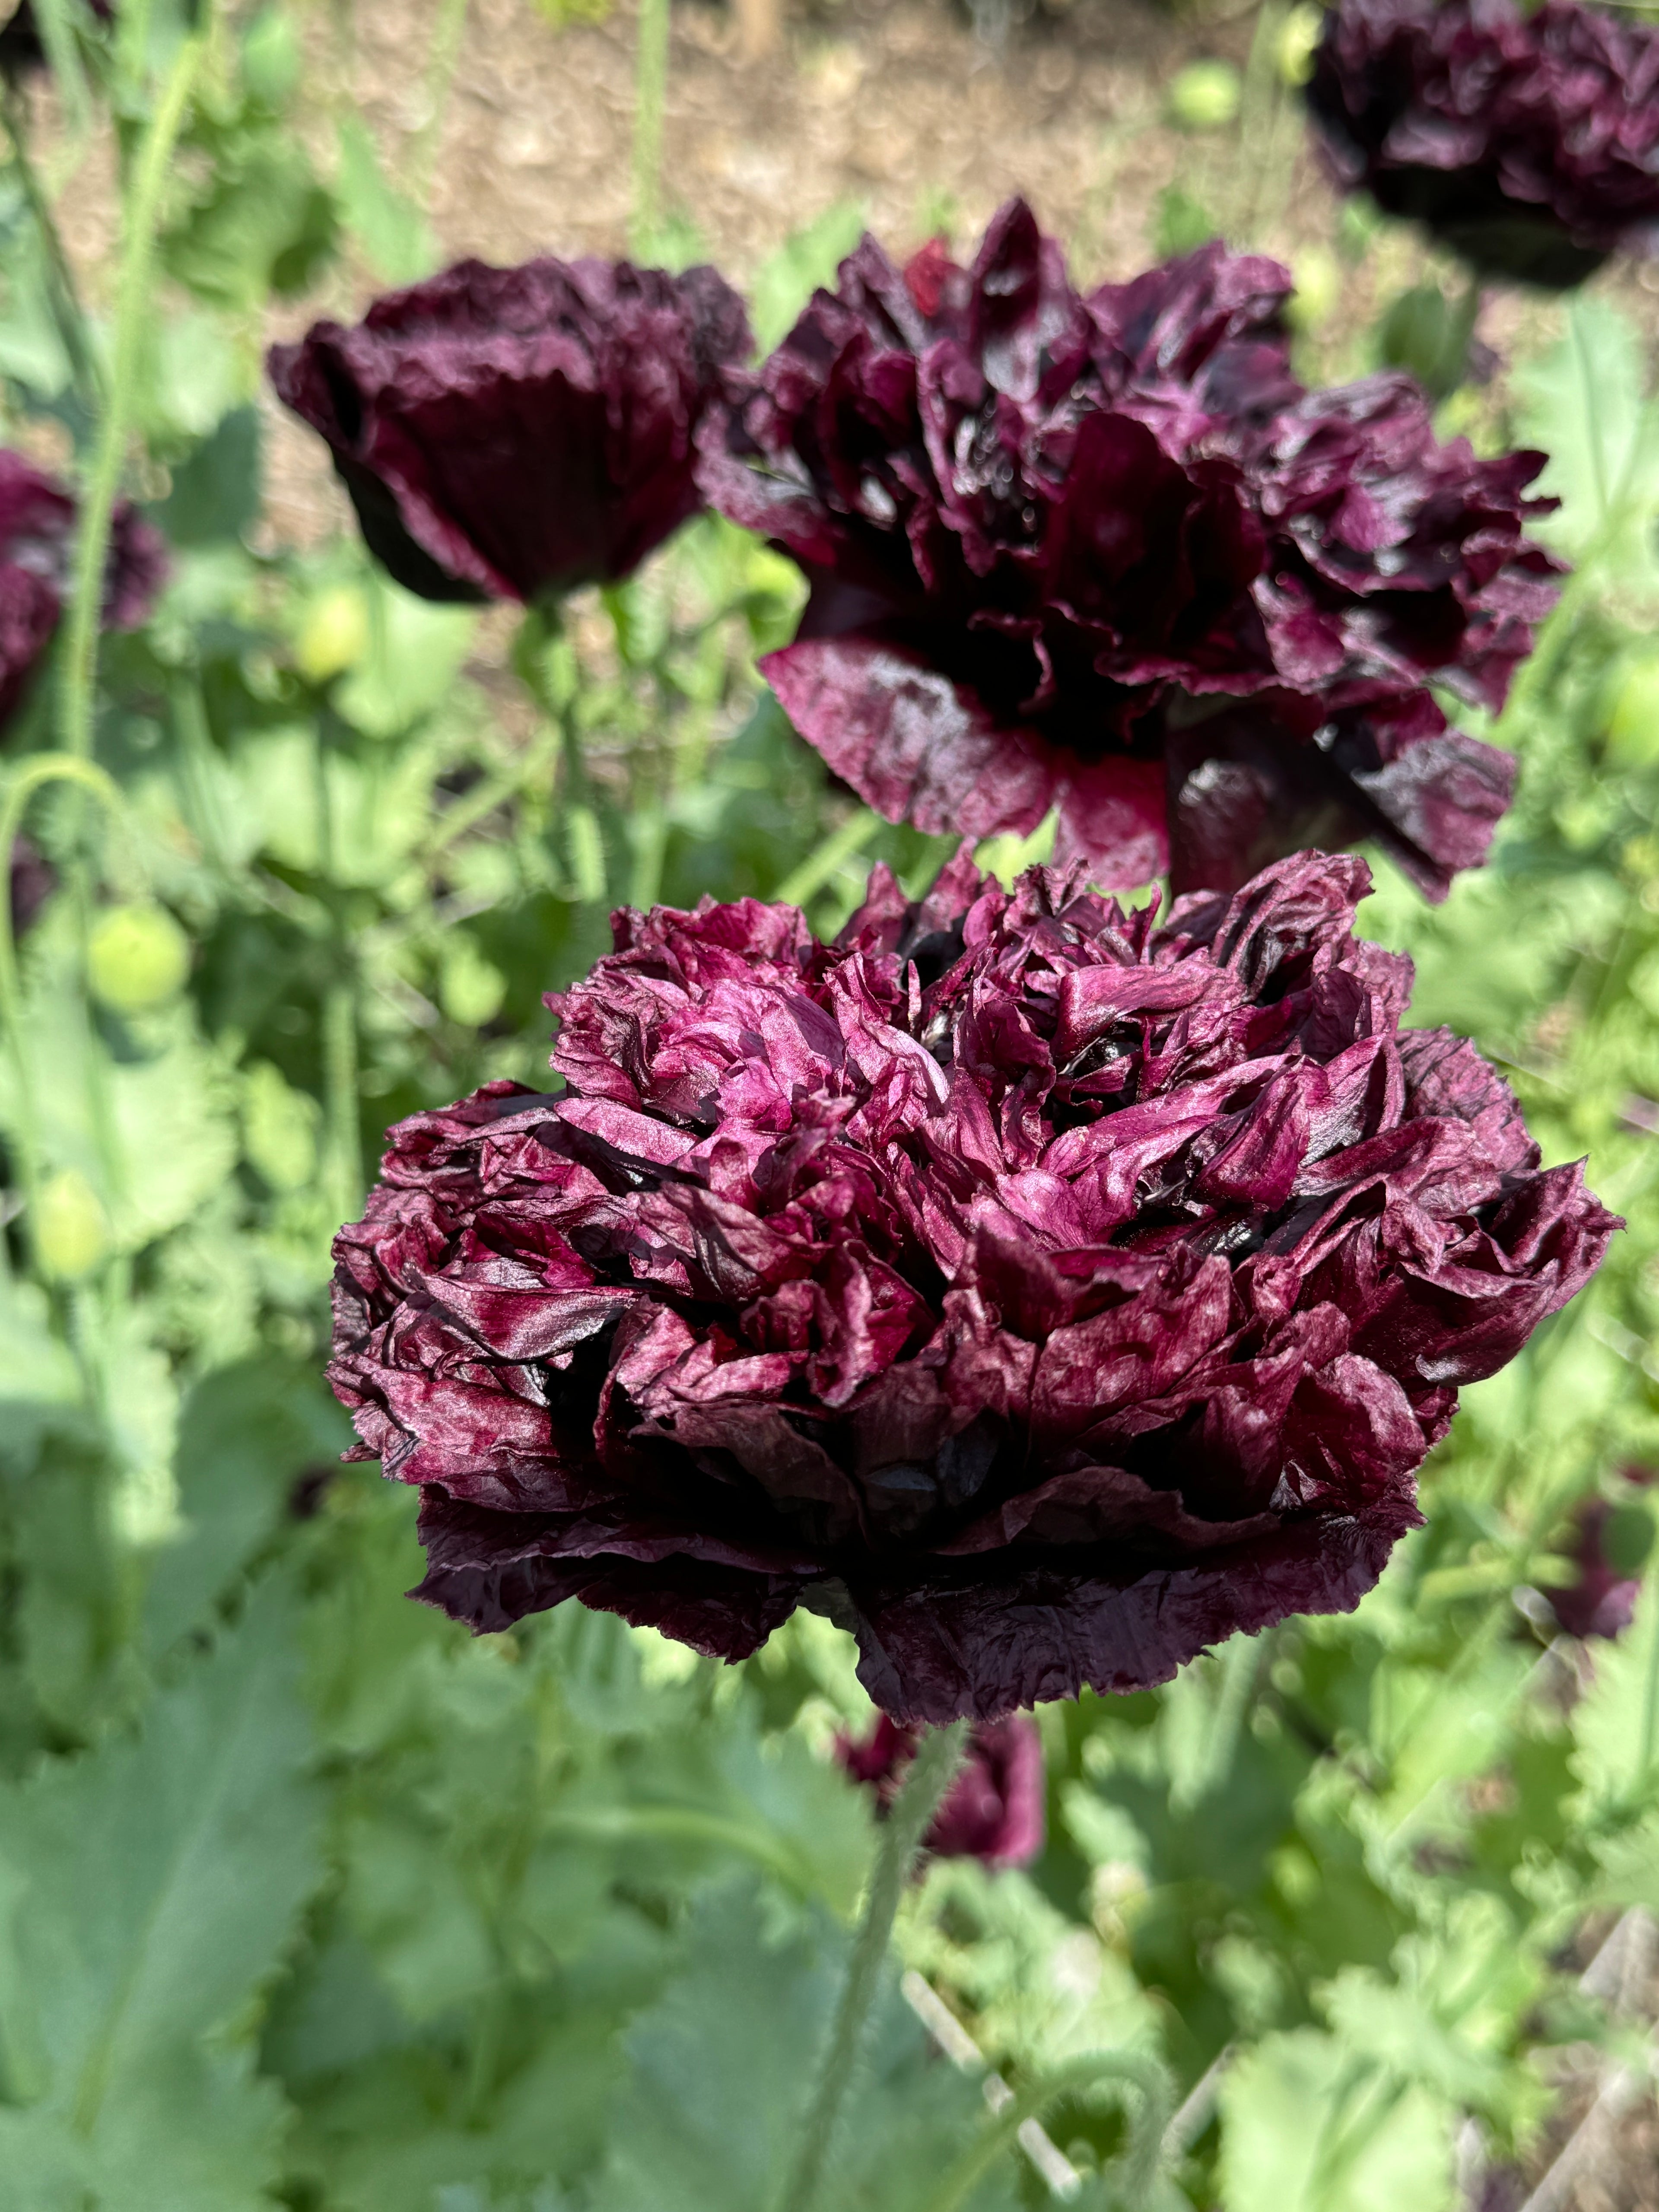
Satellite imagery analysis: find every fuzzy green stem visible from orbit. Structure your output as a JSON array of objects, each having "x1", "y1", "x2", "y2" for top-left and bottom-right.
[
  {"x1": 773, "y1": 807, "x2": 881, "y2": 910},
  {"x1": 629, "y1": 0, "x2": 670, "y2": 257},
  {"x1": 57, "y1": 28, "x2": 204, "y2": 762},
  {"x1": 779, "y1": 1717, "x2": 970, "y2": 2212}
]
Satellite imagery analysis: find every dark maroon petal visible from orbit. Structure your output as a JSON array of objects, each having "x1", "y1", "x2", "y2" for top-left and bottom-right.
[
  {"x1": 269, "y1": 256, "x2": 751, "y2": 603},
  {"x1": 329, "y1": 853, "x2": 1616, "y2": 1718},
  {"x1": 762, "y1": 632, "x2": 1058, "y2": 844},
  {"x1": 1307, "y1": 0, "x2": 1659, "y2": 286},
  {"x1": 703, "y1": 196, "x2": 1553, "y2": 894}
]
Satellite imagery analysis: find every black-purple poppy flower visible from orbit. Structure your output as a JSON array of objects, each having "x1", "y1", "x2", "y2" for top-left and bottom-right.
[
  {"x1": 1545, "y1": 1473, "x2": 1654, "y2": 1640},
  {"x1": 267, "y1": 256, "x2": 751, "y2": 606},
  {"x1": 1306, "y1": 0, "x2": 1659, "y2": 289},
  {"x1": 839, "y1": 1713, "x2": 1045, "y2": 1865},
  {"x1": 0, "y1": 450, "x2": 166, "y2": 730},
  {"x1": 697, "y1": 199, "x2": 1559, "y2": 901},
  {"x1": 327, "y1": 849, "x2": 1615, "y2": 1722}
]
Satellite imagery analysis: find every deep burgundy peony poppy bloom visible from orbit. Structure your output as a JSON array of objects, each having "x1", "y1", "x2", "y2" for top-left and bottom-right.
[
  {"x1": 327, "y1": 849, "x2": 1617, "y2": 1722},
  {"x1": 267, "y1": 256, "x2": 751, "y2": 606},
  {"x1": 1545, "y1": 1474, "x2": 1654, "y2": 1640},
  {"x1": 1306, "y1": 0, "x2": 1659, "y2": 289},
  {"x1": 697, "y1": 199, "x2": 1559, "y2": 902},
  {"x1": 839, "y1": 1713, "x2": 1045, "y2": 1866},
  {"x1": 0, "y1": 450, "x2": 166, "y2": 730}
]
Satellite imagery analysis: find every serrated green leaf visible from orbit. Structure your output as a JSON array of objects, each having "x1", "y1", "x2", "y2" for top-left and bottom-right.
[
  {"x1": 1217, "y1": 2030, "x2": 1455, "y2": 2212},
  {"x1": 143, "y1": 1357, "x2": 351, "y2": 1655},
  {"x1": 591, "y1": 1878, "x2": 1022, "y2": 2212},
  {"x1": 0, "y1": 1574, "x2": 325, "y2": 2209}
]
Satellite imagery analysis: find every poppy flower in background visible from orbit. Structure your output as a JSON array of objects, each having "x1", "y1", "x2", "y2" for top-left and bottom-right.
[
  {"x1": 697, "y1": 197, "x2": 1558, "y2": 903},
  {"x1": 838, "y1": 1712, "x2": 1046, "y2": 1866},
  {"x1": 267, "y1": 256, "x2": 751, "y2": 606},
  {"x1": 0, "y1": 0, "x2": 112, "y2": 77},
  {"x1": 1545, "y1": 1474, "x2": 1655, "y2": 1641},
  {"x1": 8, "y1": 832, "x2": 54, "y2": 937},
  {"x1": 1306, "y1": 0, "x2": 1659, "y2": 289},
  {"x1": 326, "y1": 847, "x2": 1616, "y2": 1723},
  {"x1": 0, "y1": 450, "x2": 166, "y2": 731}
]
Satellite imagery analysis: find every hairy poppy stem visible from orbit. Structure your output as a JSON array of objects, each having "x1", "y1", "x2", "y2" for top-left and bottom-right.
[
  {"x1": 59, "y1": 27, "x2": 204, "y2": 763},
  {"x1": 779, "y1": 1716, "x2": 970, "y2": 2212}
]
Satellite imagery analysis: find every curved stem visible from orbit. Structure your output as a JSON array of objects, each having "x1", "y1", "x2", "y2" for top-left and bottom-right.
[
  {"x1": 57, "y1": 28, "x2": 205, "y2": 762},
  {"x1": 779, "y1": 1716, "x2": 970, "y2": 2212},
  {"x1": 923, "y1": 2049, "x2": 1172, "y2": 2212}
]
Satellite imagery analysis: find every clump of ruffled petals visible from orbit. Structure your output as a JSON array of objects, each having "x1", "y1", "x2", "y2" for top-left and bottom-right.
[
  {"x1": 698, "y1": 197, "x2": 1558, "y2": 900},
  {"x1": 1306, "y1": 0, "x2": 1659, "y2": 289},
  {"x1": 327, "y1": 849, "x2": 1616, "y2": 1721}
]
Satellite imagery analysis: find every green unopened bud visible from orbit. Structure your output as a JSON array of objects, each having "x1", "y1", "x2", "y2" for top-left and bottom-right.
[
  {"x1": 1167, "y1": 59, "x2": 1242, "y2": 131},
  {"x1": 566, "y1": 805, "x2": 607, "y2": 905},
  {"x1": 439, "y1": 939, "x2": 508, "y2": 1028},
  {"x1": 1278, "y1": 2, "x2": 1323, "y2": 87},
  {"x1": 1287, "y1": 246, "x2": 1342, "y2": 333},
  {"x1": 87, "y1": 904, "x2": 191, "y2": 1014},
  {"x1": 1606, "y1": 657, "x2": 1659, "y2": 769},
  {"x1": 34, "y1": 1168, "x2": 109, "y2": 1281},
  {"x1": 295, "y1": 585, "x2": 371, "y2": 683}
]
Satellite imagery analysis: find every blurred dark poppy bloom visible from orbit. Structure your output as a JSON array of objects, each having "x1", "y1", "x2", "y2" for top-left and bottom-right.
[
  {"x1": 267, "y1": 256, "x2": 751, "y2": 606},
  {"x1": 698, "y1": 198, "x2": 1558, "y2": 901},
  {"x1": 1306, "y1": 0, "x2": 1659, "y2": 289},
  {"x1": 0, "y1": 0, "x2": 112, "y2": 76},
  {"x1": 327, "y1": 849, "x2": 1616, "y2": 1722},
  {"x1": 839, "y1": 1712, "x2": 1045, "y2": 1866},
  {"x1": 1545, "y1": 1474, "x2": 1654, "y2": 1640},
  {"x1": 0, "y1": 450, "x2": 166, "y2": 730},
  {"x1": 8, "y1": 831, "x2": 54, "y2": 936}
]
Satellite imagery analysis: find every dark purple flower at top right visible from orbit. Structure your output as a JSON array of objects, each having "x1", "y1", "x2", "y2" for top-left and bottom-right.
[
  {"x1": 1307, "y1": 0, "x2": 1659, "y2": 289},
  {"x1": 701, "y1": 200, "x2": 1560, "y2": 905}
]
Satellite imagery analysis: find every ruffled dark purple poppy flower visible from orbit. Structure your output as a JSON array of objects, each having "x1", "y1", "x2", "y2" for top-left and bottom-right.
[
  {"x1": 697, "y1": 199, "x2": 1559, "y2": 901},
  {"x1": 839, "y1": 1712, "x2": 1045, "y2": 1865},
  {"x1": 1545, "y1": 1472, "x2": 1654, "y2": 1640},
  {"x1": 0, "y1": 450, "x2": 166, "y2": 729},
  {"x1": 1306, "y1": 0, "x2": 1659, "y2": 288},
  {"x1": 327, "y1": 849, "x2": 1616, "y2": 1722},
  {"x1": 267, "y1": 257, "x2": 751, "y2": 606}
]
